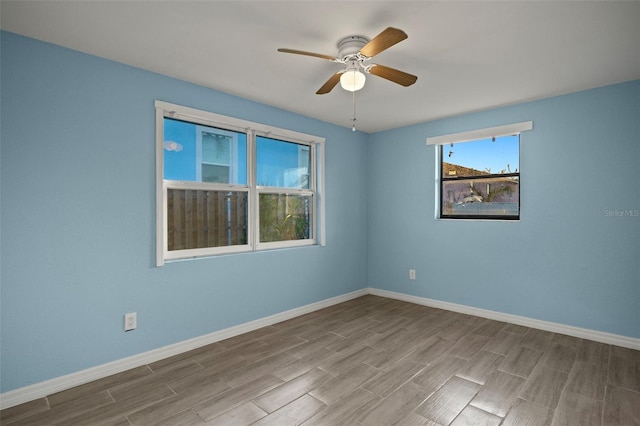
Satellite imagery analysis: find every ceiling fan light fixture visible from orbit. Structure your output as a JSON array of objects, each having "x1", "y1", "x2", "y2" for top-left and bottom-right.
[{"x1": 340, "y1": 69, "x2": 366, "y2": 92}]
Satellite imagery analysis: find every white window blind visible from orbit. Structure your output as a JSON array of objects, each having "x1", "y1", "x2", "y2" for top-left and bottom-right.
[{"x1": 426, "y1": 121, "x2": 532, "y2": 146}]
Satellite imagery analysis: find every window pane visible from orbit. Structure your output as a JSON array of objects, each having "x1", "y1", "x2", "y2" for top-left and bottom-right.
[
  {"x1": 441, "y1": 177, "x2": 519, "y2": 217},
  {"x1": 202, "y1": 132, "x2": 230, "y2": 165},
  {"x1": 256, "y1": 136, "x2": 310, "y2": 189},
  {"x1": 202, "y1": 164, "x2": 230, "y2": 183},
  {"x1": 259, "y1": 193, "x2": 312, "y2": 242},
  {"x1": 163, "y1": 118, "x2": 247, "y2": 185},
  {"x1": 167, "y1": 189, "x2": 248, "y2": 250},
  {"x1": 442, "y1": 135, "x2": 519, "y2": 177}
]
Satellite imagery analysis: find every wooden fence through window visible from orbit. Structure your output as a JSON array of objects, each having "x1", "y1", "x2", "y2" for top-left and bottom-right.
[{"x1": 167, "y1": 189, "x2": 248, "y2": 251}]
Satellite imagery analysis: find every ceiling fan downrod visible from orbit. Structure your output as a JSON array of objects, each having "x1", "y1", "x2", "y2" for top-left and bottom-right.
[{"x1": 351, "y1": 87, "x2": 357, "y2": 132}]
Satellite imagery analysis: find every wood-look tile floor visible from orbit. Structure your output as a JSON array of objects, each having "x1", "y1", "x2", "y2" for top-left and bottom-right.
[{"x1": 2, "y1": 295, "x2": 639, "y2": 425}]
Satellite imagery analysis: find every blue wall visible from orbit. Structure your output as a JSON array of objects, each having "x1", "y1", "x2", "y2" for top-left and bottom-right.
[
  {"x1": 1, "y1": 31, "x2": 638, "y2": 395},
  {"x1": 367, "y1": 80, "x2": 639, "y2": 338},
  {"x1": 0, "y1": 32, "x2": 368, "y2": 393}
]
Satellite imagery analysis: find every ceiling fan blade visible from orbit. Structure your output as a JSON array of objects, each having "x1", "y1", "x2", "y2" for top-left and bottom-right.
[
  {"x1": 316, "y1": 73, "x2": 342, "y2": 94},
  {"x1": 368, "y1": 64, "x2": 417, "y2": 87},
  {"x1": 277, "y1": 48, "x2": 336, "y2": 61},
  {"x1": 359, "y1": 27, "x2": 408, "y2": 57}
]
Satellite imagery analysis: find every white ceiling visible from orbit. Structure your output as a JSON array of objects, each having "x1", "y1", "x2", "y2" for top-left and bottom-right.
[{"x1": 2, "y1": 1, "x2": 639, "y2": 133}]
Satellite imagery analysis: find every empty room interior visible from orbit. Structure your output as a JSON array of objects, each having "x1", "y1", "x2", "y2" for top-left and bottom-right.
[{"x1": 0, "y1": 1, "x2": 639, "y2": 425}]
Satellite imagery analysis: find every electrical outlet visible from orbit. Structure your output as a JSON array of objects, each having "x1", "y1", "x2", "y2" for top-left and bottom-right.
[
  {"x1": 124, "y1": 312, "x2": 137, "y2": 331},
  {"x1": 409, "y1": 269, "x2": 416, "y2": 280}
]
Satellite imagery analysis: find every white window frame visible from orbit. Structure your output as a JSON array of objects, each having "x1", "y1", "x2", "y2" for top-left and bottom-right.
[
  {"x1": 155, "y1": 101, "x2": 326, "y2": 266},
  {"x1": 427, "y1": 121, "x2": 532, "y2": 220}
]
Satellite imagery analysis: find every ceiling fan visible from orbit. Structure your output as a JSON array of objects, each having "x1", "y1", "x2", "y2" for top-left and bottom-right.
[{"x1": 278, "y1": 27, "x2": 418, "y2": 94}]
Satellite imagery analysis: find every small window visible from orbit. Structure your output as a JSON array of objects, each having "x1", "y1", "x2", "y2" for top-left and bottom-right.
[
  {"x1": 440, "y1": 135, "x2": 520, "y2": 219},
  {"x1": 427, "y1": 122, "x2": 531, "y2": 221},
  {"x1": 198, "y1": 127, "x2": 238, "y2": 184}
]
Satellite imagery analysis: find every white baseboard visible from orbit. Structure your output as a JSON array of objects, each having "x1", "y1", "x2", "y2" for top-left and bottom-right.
[
  {"x1": 0, "y1": 289, "x2": 367, "y2": 410},
  {"x1": 3, "y1": 286, "x2": 638, "y2": 410},
  {"x1": 368, "y1": 288, "x2": 640, "y2": 351}
]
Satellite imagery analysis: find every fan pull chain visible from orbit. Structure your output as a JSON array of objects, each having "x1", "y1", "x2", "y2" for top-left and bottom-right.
[{"x1": 351, "y1": 86, "x2": 357, "y2": 132}]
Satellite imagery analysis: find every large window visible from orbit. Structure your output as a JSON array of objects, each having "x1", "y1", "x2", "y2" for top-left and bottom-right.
[
  {"x1": 427, "y1": 122, "x2": 532, "y2": 220},
  {"x1": 156, "y1": 101, "x2": 325, "y2": 265}
]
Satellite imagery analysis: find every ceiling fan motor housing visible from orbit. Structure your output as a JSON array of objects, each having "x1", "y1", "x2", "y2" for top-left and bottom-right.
[{"x1": 337, "y1": 35, "x2": 369, "y2": 60}]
